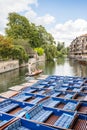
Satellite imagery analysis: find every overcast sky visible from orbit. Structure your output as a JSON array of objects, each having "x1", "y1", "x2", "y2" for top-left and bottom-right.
[{"x1": 0, "y1": 0, "x2": 87, "y2": 46}]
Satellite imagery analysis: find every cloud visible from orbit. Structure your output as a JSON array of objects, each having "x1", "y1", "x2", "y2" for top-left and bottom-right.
[
  {"x1": 0, "y1": 0, "x2": 55, "y2": 34},
  {"x1": 25, "y1": 12, "x2": 55, "y2": 25},
  {"x1": 0, "y1": 0, "x2": 87, "y2": 47},
  {"x1": 50, "y1": 19, "x2": 87, "y2": 46},
  {"x1": 0, "y1": 0, "x2": 38, "y2": 34}
]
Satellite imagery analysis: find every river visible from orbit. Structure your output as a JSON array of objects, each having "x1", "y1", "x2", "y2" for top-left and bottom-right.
[{"x1": 0, "y1": 58, "x2": 87, "y2": 93}]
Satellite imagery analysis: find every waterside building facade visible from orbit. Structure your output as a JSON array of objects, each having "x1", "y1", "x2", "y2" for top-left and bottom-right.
[{"x1": 69, "y1": 34, "x2": 87, "y2": 62}]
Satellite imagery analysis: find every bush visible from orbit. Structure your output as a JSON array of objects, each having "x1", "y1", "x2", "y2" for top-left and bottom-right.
[{"x1": 34, "y1": 48, "x2": 44, "y2": 56}]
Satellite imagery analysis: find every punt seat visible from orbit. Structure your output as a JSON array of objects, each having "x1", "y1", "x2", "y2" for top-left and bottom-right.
[
  {"x1": 29, "y1": 97, "x2": 42, "y2": 104},
  {"x1": 25, "y1": 105, "x2": 53, "y2": 122},
  {"x1": 63, "y1": 102, "x2": 77, "y2": 111},
  {"x1": 64, "y1": 94, "x2": 73, "y2": 99},
  {"x1": 54, "y1": 113, "x2": 73, "y2": 129},
  {"x1": 14, "y1": 106, "x2": 32, "y2": 117},
  {"x1": 12, "y1": 93, "x2": 31, "y2": 101},
  {"x1": 4, "y1": 119, "x2": 29, "y2": 130},
  {"x1": 42, "y1": 98, "x2": 60, "y2": 107},
  {"x1": 0, "y1": 100, "x2": 19, "y2": 112}
]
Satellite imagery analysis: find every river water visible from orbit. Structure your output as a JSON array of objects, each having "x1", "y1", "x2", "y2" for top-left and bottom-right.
[{"x1": 0, "y1": 58, "x2": 87, "y2": 93}]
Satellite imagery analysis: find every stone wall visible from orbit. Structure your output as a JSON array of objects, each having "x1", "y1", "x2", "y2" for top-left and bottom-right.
[{"x1": 0, "y1": 60, "x2": 19, "y2": 73}]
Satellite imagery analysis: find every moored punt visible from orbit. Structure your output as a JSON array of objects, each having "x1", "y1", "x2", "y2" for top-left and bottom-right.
[
  {"x1": 3, "y1": 118, "x2": 59, "y2": 130},
  {"x1": 40, "y1": 97, "x2": 79, "y2": 111},
  {"x1": 24, "y1": 94, "x2": 49, "y2": 105},
  {"x1": 9, "y1": 82, "x2": 38, "y2": 92},
  {"x1": 11, "y1": 92, "x2": 33, "y2": 101},
  {"x1": 0, "y1": 99, "x2": 34, "y2": 117},
  {"x1": 0, "y1": 75, "x2": 87, "y2": 130},
  {"x1": 43, "y1": 89, "x2": 61, "y2": 97},
  {"x1": 22, "y1": 87, "x2": 37, "y2": 93},
  {"x1": 23, "y1": 87, "x2": 48, "y2": 95},
  {"x1": 0, "y1": 90, "x2": 19, "y2": 98},
  {"x1": 11, "y1": 92, "x2": 48, "y2": 105},
  {"x1": 25, "y1": 105, "x2": 77, "y2": 130},
  {"x1": 9, "y1": 85, "x2": 29, "y2": 92},
  {"x1": 55, "y1": 91, "x2": 76, "y2": 99},
  {"x1": 0, "y1": 113, "x2": 14, "y2": 129}
]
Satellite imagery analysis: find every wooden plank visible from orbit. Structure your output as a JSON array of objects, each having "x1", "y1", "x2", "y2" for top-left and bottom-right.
[
  {"x1": 29, "y1": 80, "x2": 39, "y2": 83},
  {"x1": 9, "y1": 85, "x2": 27, "y2": 91},
  {"x1": 84, "y1": 96, "x2": 87, "y2": 101},
  {"x1": 0, "y1": 98, "x2": 5, "y2": 102},
  {"x1": 0, "y1": 90, "x2": 18, "y2": 98}
]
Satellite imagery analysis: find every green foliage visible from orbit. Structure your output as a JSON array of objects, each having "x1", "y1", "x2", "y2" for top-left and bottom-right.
[
  {"x1": 0, "y1": 35, "x2": 13, "y2": 59},
  {"x1": 56, "y1": 42, "x2": 68, "y2": 58},
  {"x1": 57, "y1": 42, "x2": 65, "y2": 51},
  {"x1": 11, "y1": 45, "x2": 28, "y2": 64},
  {"x1": 5, "y1": 12, "x2": 31, "y2": 39},
  {"x1": 0, "y1": 35, "x2": 28, "y2": 64},
  {"x1": 42, "y1": 44, "x2": 57, "y2": 61},
  {"x1": 13, "y1": 39, "x2": 33, "y2": 54},
  {"x1": 5, "y1": 13, "x2": 55, "y2": 48},
  {"x1": 34, "y1": 48, "x2": 44, "y2": 56},
  {"x1": 57, "y1": 51, "x2": 64, "y2": 57},
  {"x1": 4, "y1": 12, "x2": 60, "y2": 61}
]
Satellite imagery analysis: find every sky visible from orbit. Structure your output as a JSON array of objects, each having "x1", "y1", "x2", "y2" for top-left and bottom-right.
[{"x1": 0, "y1": 0, "x2": 87, "y2": 46}]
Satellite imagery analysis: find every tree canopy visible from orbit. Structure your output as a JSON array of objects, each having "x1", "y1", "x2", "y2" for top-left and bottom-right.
[
  {"x1": 0, "y1": 35, "x2": 28, "y2": 63},
  {"x1": 1, "y1": 12, "x2": 67, "y2": 62},
  {"x1": 5, "y1": 12, "x2": 31, "y2": 39},
  {"x1": 6, "y1": 13, "x2": 55, "y2": 48}
]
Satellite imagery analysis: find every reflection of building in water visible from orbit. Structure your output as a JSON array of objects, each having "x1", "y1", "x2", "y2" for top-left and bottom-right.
[
  {"x1": 69, "y1": 34, "x2": 87, "y2": 63},
  {"x1": 69, "y1": 59, "x2": 87, "y2": 77}
]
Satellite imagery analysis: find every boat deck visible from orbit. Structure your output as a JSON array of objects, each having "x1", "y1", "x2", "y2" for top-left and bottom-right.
[{"x1": 73, "y1": 119, "x2": 86, "y2": 130}]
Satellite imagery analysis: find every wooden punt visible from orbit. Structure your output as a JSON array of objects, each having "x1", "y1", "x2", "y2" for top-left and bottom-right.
[
  {"x1": 2, "y1": 118, "x2": 58, "y2": 130},
  {"x1": 25, "y1": 105, "x2": 77, "y2": 130},
  {"x1": 9, "y1": 85, "x2": 28, "y2": 92},
  {"x1": 26, "y1": 70, "x2": 43, "y2": 77},
  {"x1": 25, "y1": 95, "x2": 49, "y2": 104},
  {"x1": 0, "y1": 90, "x2": 19, "y2": 98},
  {"x1": 7, "y1": 100, "x2": 34, "y2": 117}
]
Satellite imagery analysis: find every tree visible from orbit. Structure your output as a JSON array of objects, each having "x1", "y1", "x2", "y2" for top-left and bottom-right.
[
  {"x1": 5, "y1": 12, "x2": 31, "y2": 39},
  {"x1": 0, "y1": 35, "x2": 28, "y2": 63},
  {"x1": 11, "y1": 45, "x2": 28, "y2": 64},
  {"x1": 42, "y1": 44, "x2": 57, "y2": 60},
  {"x1": 57, "y1": 42, "x2": 65, "y2": 51},
  {"x1": 0, "y1": 35, "x2": 13, "y2": 59}
]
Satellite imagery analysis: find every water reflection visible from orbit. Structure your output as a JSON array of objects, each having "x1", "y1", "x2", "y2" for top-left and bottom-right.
[
  {"x1": 56, "y1": 57, "x2": 65, "y2": 65},
  {"x1": 44, "y1": 61, "x2": 56, "y2": 75},
  {"x1": 0, "y1": 58, "x2": 87, "y2": 93},
  {"x1": 0, "y1": 67, "x2": 28, "y2": 92}
]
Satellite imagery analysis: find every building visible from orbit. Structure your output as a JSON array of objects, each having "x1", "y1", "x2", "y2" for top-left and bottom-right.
[{"x1": 69, "y1": 34, "x2": 87, "y2": 62}]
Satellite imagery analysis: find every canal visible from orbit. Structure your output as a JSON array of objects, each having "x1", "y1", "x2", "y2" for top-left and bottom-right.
[{"x1": 0, "y1": 58, "x2": 87, "y2": 93}]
